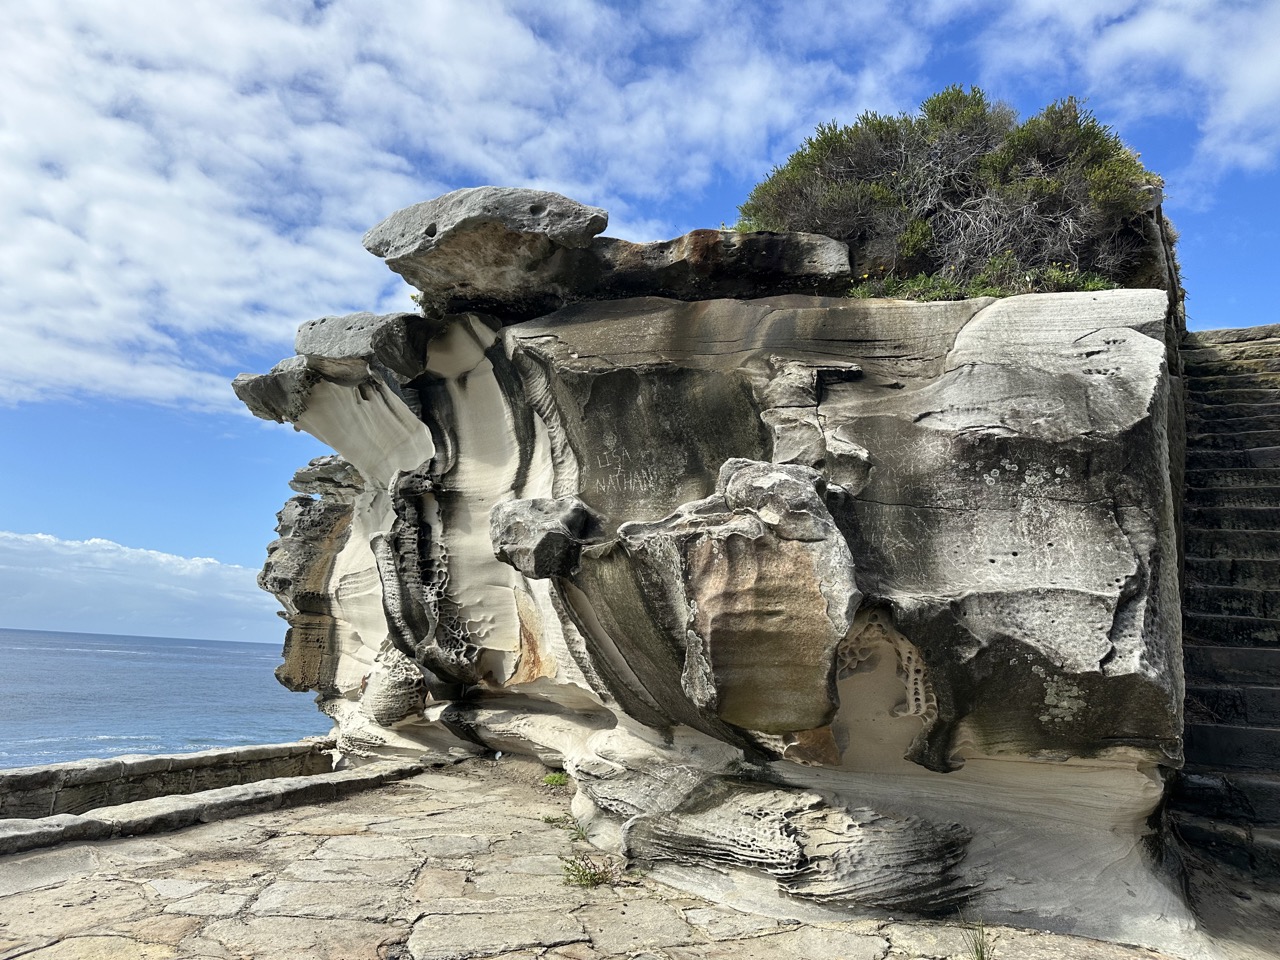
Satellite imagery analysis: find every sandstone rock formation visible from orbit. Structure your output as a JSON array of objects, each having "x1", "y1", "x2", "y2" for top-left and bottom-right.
[{"x1": 235, "y1": 187, "x2": 1192, "y2": 948}]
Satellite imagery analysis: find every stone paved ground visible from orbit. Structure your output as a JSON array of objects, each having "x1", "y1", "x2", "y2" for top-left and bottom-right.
[{"x1": 0, "y1": 757, "x2": 1204, "y2": 960}]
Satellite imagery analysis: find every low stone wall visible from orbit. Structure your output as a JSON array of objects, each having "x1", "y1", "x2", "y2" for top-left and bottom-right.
[
  {"x1": 0, "y1": 740, "x2": 335, "y2": 818},
  {"x1": 0, "y1": 757, "x2": 422, "y2": 857}
]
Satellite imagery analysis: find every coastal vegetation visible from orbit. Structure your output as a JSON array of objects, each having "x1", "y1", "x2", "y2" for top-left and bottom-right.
[{"x1": 738, "y1": 86, "x2": 1172, "y2": 300}]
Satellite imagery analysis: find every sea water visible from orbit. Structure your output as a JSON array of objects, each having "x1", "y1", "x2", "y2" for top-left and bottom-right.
[{"x1": 0, "y1": 627, "x2": 329, "y2": 770}]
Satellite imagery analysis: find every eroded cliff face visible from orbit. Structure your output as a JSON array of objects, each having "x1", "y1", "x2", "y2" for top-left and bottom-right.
[{"x1": 235, "y1": 187, "x2": 1190, "y2": 945}]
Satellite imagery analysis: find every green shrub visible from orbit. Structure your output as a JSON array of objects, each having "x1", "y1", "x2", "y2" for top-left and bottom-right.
[
  {"x1": 739, "y1": 86, "x2": 1169, "y2": 298},
  {"x1": 541, "y1": 771, "x2": 570, "y2": 787}
]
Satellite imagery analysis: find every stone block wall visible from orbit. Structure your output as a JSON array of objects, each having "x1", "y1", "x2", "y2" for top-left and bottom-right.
[{"x1": 0, "y1": 740, "x2": 335, "y2": 818}]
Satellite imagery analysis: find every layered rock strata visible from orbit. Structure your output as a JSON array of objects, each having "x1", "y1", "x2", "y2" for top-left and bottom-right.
[{"x1": 235, "y1": 187, "x2": 1191, "y2": 947}]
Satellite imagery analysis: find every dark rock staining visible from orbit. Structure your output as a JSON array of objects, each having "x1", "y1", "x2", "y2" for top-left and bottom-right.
[{"x1": 236, "y1": 186, "x2": 1198, "y2": 947}]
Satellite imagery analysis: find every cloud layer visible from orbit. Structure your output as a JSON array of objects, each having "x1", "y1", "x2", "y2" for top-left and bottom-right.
[
  {"x1": 3, "y1": 1, "x2": 1280, "y2": 411},
  {"x1": 967, "y1": 0, "x2": 1280, "y2": 186},
  {"x1": 0, "y1": 0, "x2": 927, "y2": 409},
  {"x1": 0, "y1": 531, "x2": 280, "y2": 642}
]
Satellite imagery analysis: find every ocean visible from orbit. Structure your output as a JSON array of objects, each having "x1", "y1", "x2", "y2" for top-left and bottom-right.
[{"x1": 0, "y1": 627, "x2": 330, "y2": 770}]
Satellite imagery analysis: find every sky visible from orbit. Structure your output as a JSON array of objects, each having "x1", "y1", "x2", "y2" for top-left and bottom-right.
[{"x1": 2, "y1": 0, "x2": 1279, "y2": 644}]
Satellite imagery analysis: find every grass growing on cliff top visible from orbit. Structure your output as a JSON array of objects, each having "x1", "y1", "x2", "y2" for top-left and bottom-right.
[
  {"x1": 847, "y1": 252, "x2": 1118, "y2": 301},
  {"x1": 738, "y1": 86, "x2": 1173, "y2": 299}
]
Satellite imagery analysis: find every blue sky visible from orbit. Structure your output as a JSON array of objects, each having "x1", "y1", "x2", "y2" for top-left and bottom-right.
[{"x1": 2, "y1": 0, "x2": 1279, "y2": 643}]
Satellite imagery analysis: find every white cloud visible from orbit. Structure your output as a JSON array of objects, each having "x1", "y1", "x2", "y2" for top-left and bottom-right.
[
  {"x1": 966, "y1": 1, "x2": 1280, "y2": 186},
  {"x1": 0, "y1": 0, "x2": 932, "y2": 409},
  {"x1": 0, "y1": 531, "x2": 282, "y2": 643}
]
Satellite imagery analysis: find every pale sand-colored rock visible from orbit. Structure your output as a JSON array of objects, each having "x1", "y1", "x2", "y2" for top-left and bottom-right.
[
  {"x1": 0, "y1": 762, "x2": 1202, "y2": 960},
  {"x1": 251, "y1": 880, "x2": 400, "y2": 920},
  {"x1": 771, "y1": 924, "x2": 893, "y2": 960},
  {"x1": 410, "y1": 867, "x2": 470, "y2": 901},
  {"x1": 284, "y1": 820, "x2": 371, "y2": 836},
  {"x1": 232, "y1": 187, "x2": 1212, "y2": 947},
  {"x1": 284, "y1": 856, "x2": 421, "y2": 882},
  {"x1": 161, "y1": 855, "x2": 265, "y2": 882},
  {"x1": 488, "y1": 833, "x2": 577, "y2": 857},
  {"x1": 576, "y1": 899, "x2": 702, "y2": 954},
  {"x1": 364, "y1": 810, "x2": 504, "y2": 837},
  {"x1": 404, "y1": 833, "x2": 493, "y2": 858},
  {"x1": 992, "y1": 928, "x2": 1186, "y2": 960},
  {"x1": 365, "y1": 815, "x2": 483, "y2": 838},
  {"x1": 546, "y1": 945, "x2": 607, "y2": 960},
  {"x1": 682, "y1": 905, "x2": 792, "y2": 941},
  {"x1": 883, "y1": 920, "x2": 974, "y2": 957},
  {"x1": 224, "y1": 884, "x2": 267, "y2": 897},
  {"x1": 144, "y1": 878, "x2": 209, "y2": 898},
  {"x1": 17, "y1": 935, "x2": 177, "y2": 959},
  {"x1": 163, "y1": 892, "x2": 248, "y2": 917},
  {"x1": 241, "y1": 277, "x2": 1190, "y2": 942},
  {"x1": 410, "y1": 890, "x2": 626, "y2": 917},
  {"x1": 188, "y1": 915, "x2": 398, "y2": 960},
  {"x1": 397, "y1": 772, "x2": 488, "y2": 793},
  {"x1": 0, "y1": 845, "x2": 97, "y2": 897},
  {"x1": 311, "y1": 833, "x2": 418, "y2": 860},
  {"x1": 664, "y1": 933, "x2": 838, "y2": 960},
  {"x1": 93, "y1": 839, "x2": 184, "y2": 866},
  {"x1": 503, "y1": 853, "x2": 565, "y2": 875},
  {"x1": 160, "y1": 823, "x2": 319, "y2": 862},
  {"x1": 0, "y1": 877, "x2": 151, "y2": 940},
  {"x1": 407, "y1": 909, "x2": 588, "y2": 960},
  {"x1": 469, "y1": 863, "x2": 591, "y2": 896},
  {"x1": 101, "y1": 912, "x2": 203, "y2": 943}
]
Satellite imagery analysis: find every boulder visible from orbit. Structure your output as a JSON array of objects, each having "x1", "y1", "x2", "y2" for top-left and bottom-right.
[
  {"x1": 294, "y1": 311, "x2": 440, "y2": 382},
  {"x1": 363, "y1": 186, "x2": 608, "y2": 316},
  {"x1": 236, "y1": 189, "x2": 1190, "y2": 946},
  {"x1": 363, "y1": 186, "x2": 851, "y2": 319}
]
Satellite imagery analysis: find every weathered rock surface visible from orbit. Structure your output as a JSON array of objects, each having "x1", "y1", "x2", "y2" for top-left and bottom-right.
[
  {"x1": 361, "y1": 186, "x2": 852, "y2": 319},
  {"x1": 236, "y1": 187, "x2": 1193, "y2": 950}
]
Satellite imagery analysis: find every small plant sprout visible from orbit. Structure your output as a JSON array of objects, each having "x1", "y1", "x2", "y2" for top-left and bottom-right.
[
  {"x1": 542, "y1": 771, "x2": 570, "y2": 788},
  {"x1": 960, "y1": 915, "x2": 994, "y2": 960},
  {"x1": 559, "y1": 853, "x2": 626, "y2": 888}
]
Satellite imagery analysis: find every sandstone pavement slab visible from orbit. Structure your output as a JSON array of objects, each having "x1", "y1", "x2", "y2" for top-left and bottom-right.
[
  {"x1": 575, "y1": 898, "x2": 702, "y2": 954},
  {"x1": 0, "y1": 876, "x2": 153, "y2": 941},
  {"x1": 407, "y1": 909, "x2": 589, "y2": 960},
  {"x1": 13, "y1": 935, "x2": 179, "y2": 959},
  {"x1": 311, "y1": 833, "x2": 421, "y2": 860},
  {"x1": 163, "y1": 892, "x2": 249, "y2": 917},
  {"x1": 185, "y1": 915, "x2": 401, "y2": 960},
  {"x1": 0, "y1": 758, "x2": 1207, "y2": 960},
  {"x1": 283, "y1": 856, "x2": 420, "y2": 882},
  {"x1": 251, "y1": 879, "x2": 402, "y2": 921},
  {"x1": 682, "y1": 905, "x2": 793, "y2": 941},
  {"x1": 0, "y1": 845, "x2": 98, "y2": 897}
]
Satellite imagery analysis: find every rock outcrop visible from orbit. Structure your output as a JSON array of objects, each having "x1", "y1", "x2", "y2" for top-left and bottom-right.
[{"x1": 235, "y1": 187, "x2": 1192, "y2": 949}]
